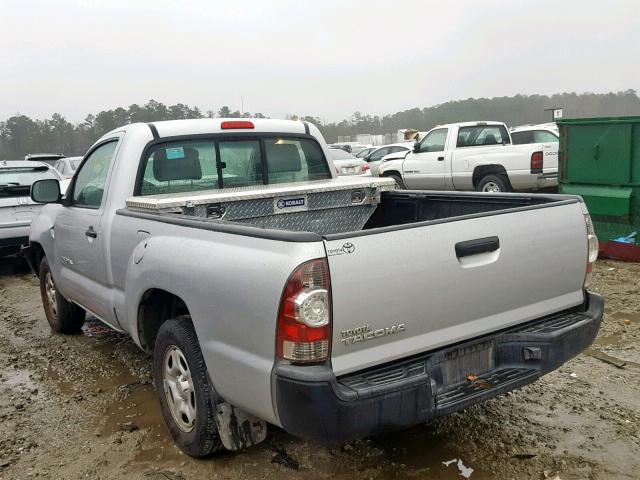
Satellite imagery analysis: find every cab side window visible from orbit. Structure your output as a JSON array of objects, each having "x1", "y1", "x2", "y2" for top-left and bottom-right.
[
  {"x1": 534, "y1": 130, "x2": 559, "y2": 143},
  {"x1": 71, "y1": 141, "x2": 118, "y2": 208},
  {"x1": 457, "y1": 125, "x2": 510, "y2": 147},
  {"x1": 511, "y1": 131, "x2": 533, "y2": 145},
  {"x1": 418, "y1": 129, "x2": 447, "y2": 153},
  {"x1": 369, "y1": 147, "x2": 390, "y2": 162}
]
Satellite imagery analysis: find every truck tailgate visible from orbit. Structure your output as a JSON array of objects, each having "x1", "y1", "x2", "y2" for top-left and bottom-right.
[{"x1": 325, "y1": 201, "x2": 588, "y2": 375}]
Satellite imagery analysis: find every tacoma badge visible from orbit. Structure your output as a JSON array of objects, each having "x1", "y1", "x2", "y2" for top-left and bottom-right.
[{"x1": 340, "y1": 323, "x2": 406, "y2": 345}]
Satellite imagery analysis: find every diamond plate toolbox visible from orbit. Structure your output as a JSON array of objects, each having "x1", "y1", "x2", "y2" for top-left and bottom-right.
[{"x1": 126, "y1": 177, "x2": 396, "y2": 235}]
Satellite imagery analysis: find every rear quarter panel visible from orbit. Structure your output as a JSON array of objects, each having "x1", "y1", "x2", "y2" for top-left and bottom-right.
[{"x1": 110, "y1": 213, "x2": 326, "y2": 425}]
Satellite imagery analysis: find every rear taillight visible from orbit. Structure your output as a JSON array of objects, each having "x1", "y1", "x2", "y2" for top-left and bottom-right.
[
  {"x1": 581, "y1": 205, "x2": 599, "y2": 288},
  {"x1": 276, "y1": 259, "x2": 331, "y2": 363},
  {"x1": 361, "y1": 164, "x2": 370, "y2": 173},
  {"x1": 221, "y1": 120, "x2": 255, "y2": 129},
  {"x1": 530, "y1": 151, "x2": 543, "y2": 174}
]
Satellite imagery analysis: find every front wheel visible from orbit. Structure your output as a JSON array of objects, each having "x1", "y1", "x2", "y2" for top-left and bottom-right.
[
  {"x1": 477, "y1": 174, "x2": 510, "y2": 193},
  {"x1": 387, "y1": 173, "x2": 406, "y2": 189},
  {"x1": 153, "y1": 315, "x2": 223, "y2": 457},
  {"x1": 39, "y1": 257, "x2": 85, "y2": 333}
]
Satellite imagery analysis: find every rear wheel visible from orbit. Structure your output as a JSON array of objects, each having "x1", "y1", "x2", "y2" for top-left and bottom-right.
[
  {"x1": 477, "y1": 174, "x2": 510, "y2": 193},
  {"x1": 387, "y1": 173, "x2": 405, "y2": 189},
  {"x1": 153, "y1": 315, "x2": 223, "y2": 457},
  {"x1": 39, "y1": 257, "x2": 85, "y2": 333}
]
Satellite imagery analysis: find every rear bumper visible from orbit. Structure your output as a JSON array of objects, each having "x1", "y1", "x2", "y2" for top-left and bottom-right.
[
  {"x1": 275, "y1": 292, "x2": 603, "y2": 444},
  {"x1": 508, "y1": 171, "x2": 558, "y2": 190},
  {"x1": 0, "y1": 227, "x2": 30, "y2": 255},
  {"x1": 0, "y1": 223, "x2": 30, "y2": 243},
  {"x1": 536, "y1": 173, "x2": 558, "y2": 189}
]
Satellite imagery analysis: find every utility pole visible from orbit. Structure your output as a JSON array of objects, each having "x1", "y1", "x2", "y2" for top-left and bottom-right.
[{"x1": 241, "y1": 96, "x2": 244, "y2": 116}]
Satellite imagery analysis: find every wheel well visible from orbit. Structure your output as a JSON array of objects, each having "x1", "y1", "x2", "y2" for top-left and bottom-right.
[
  {"x1": 137, "y1": 289, "x2": 190, "y2": 353},
  {"x1": 472, "y1": 165, "x2": 509, "y2": 189},
  {"x1": 381, "y1": 170, "x2": 402, "y2": 178}
]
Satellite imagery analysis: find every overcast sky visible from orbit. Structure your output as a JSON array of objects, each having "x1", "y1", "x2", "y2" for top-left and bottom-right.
[{"x1": 1, "y1": 0, "x2": 638, "y2": 123}]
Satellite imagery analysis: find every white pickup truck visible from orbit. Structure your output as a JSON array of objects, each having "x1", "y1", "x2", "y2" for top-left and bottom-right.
[
  {"x1": 378, "y1": 121, "x2": 558, "y2": 192},
  {"x1": 25, "y1": 118, "x2": 601, "y2": 456}
]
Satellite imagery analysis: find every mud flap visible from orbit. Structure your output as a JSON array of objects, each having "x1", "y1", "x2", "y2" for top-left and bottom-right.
[{"x1": 214, "y1": 402, "x2": 267, "y2": 451}]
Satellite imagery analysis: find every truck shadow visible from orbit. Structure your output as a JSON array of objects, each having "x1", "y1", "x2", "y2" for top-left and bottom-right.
[{"x1": 0, "y1": 255, "x2": 30, "y2": 278}]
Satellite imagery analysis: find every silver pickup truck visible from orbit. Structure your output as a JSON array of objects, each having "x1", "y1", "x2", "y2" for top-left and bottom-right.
[{"x1": 25, "y1": 118, "x2": 602, "y2": 456}]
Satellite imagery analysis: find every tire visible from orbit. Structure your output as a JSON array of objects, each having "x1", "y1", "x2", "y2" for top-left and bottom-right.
[
  {"x1": 477, "y1": 174, "x2": 511, "y2": 193},
  {"x1": 387, "y1": 173, "x2": 405, "y2": 189},
  {"x1": 153, "y1": 315, "x2": 223, "y2": 457},
  {"x1": 39, "y1": 257, "x2": 85, "y2": 333}
]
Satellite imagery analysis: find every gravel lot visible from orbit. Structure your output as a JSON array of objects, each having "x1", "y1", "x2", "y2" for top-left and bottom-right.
[{"x1": 0, "y1": 257, "x2": 639, "y2": 480}]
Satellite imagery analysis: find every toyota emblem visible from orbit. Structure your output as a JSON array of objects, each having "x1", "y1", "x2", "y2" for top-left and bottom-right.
[{"x1": 342, "y1": 243, "x2": 355, "y2": 254}]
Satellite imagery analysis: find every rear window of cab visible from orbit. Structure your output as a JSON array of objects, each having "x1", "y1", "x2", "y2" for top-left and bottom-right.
[{"x1": 138, "y1": 137, "x2": 331, "y2": 196}]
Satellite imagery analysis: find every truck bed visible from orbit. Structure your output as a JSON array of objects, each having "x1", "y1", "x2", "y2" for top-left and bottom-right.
[
  {"x1": 362, "y1": 190, "x2": 558, "y2": 231},
  {"x1": 126, "y1": 179, "x2": 563, "y2": 238}
]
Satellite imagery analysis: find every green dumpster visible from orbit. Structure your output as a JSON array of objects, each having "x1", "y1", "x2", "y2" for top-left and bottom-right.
[{"x1": 558, "y1": 115, "x2": 640, "y2": 259}]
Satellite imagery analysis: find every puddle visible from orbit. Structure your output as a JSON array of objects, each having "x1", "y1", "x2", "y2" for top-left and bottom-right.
[
  {"x1": 369, "y1": 425, "x2": 492, "y2": 479},
  {"x1": 97, "y1": 380, "x2": 185, "y2": 463},
  {"x1": 609, "y1": 311, "x2": 640, "y2": 324},
  {"x1": 593, "y1": 334, "x2": 623, "y2": 348},
  {"x1": 46, "y1": 366, "x2": 77, "y2": 396}
]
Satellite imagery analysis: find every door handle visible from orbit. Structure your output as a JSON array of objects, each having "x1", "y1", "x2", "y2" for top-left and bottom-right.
[
  {"x1": 455, "y1": 236, "x2": 499, "y2": 258},
  {"x1": 85, "y1": 226, "x2": 98, "y2": 239},
  {"x1": 437, "y1": 156, "x2": 445, "y2": 161}
]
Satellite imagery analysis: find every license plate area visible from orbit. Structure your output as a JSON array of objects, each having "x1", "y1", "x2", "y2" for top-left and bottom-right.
[
  {"x1": 440, "y1": 340, "x2": 495, "y2": 388},
  {"x1": 343, "y1": 167, "x2": 356, "y2": 174}
]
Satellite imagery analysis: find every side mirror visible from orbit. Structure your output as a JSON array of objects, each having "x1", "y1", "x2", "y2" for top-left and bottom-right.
[
  {"x1": 413, "y1": 140, "x2": 420, "y2": 153},
  {"x1": 31, "y1": 179, "x2": 61, "y2": 203}
]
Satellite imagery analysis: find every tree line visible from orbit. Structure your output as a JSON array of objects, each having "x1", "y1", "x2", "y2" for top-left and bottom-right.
[{"x1": 1, "y1": 91, "x2": 639, "y2": 159}]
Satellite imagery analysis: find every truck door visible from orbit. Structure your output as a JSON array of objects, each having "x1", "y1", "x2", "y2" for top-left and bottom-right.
[
  {"x1": 53, "y1": 139, "x2": 120, "y2": 326},
  {"x1": 402, "y1": 128, "x2": 448, "y2": 189}
]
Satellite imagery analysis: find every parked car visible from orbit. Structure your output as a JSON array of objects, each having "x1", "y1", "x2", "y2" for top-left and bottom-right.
[
  {"x1": 25, "y1": 118, "x2": 601, "y2": 457},
  {"x1": 25, "y1": 153, "x2": 65, "y2": 167},
  {"x1": 349, "y1": 144, "x2": 372, "y2": 155},
  {"x1": 0, "y1": 160, "x2": 63, "y2": 256},
  {"x1": 328, "y1": 148, "x2": 371, "y2": 176},
  {"x1": 54, "y1": 156, "x2": 82, "y2": 179},
  {"x1": 354, "y1": 147, "x2": 376, "y2": 159},
  {"x1": 362, "y1": 143, "x2": 413, "y2": 176},
  {"x1": 510, "y1": 123, "x2": 559, "y2": 144},
  {"x1": 328, "y1": 143, "x2": 352, "y2": 153},
  {"x1": 378, "y1": 121, "x2": 558, "y2": 192}
]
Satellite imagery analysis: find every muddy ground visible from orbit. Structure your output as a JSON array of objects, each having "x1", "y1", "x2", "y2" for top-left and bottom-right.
[{"x1": 0, "y1": 257, "x2": 638, "y2": 480}]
